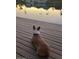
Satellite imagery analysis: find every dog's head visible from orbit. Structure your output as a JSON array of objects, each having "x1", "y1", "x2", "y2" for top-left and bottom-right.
[{"x1": 33, "y1": 25, "x2": 40, "y2": 35}]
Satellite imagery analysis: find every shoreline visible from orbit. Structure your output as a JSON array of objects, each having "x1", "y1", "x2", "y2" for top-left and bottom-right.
[
  {"x1": 16, "y1": 17, "x2": 62, "y2": 26},
  {"x1": 16, "y1": 9, "x2": 62, "y2": 25}
]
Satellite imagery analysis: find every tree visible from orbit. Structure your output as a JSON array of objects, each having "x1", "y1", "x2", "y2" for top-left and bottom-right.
[{"x1": 46, "y1": 0, "x2": 62, "y2": 9}]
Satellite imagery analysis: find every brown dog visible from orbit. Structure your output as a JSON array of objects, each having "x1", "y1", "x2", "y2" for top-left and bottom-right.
[{"x1": 32, "y1": 25, "x2": 49, "y2": 57}]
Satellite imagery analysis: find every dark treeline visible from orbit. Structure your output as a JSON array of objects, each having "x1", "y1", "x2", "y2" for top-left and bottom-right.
[{"x1": 16, "y1": 0, "x2": 62, "y2": 10}]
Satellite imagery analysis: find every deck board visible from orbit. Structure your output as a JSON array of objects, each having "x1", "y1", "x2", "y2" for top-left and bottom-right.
[
  {"x1": 16, "y1": 17, "x2": 62, "y2": 59},
  {"x1": 16, "y1": 26, "x2": 62, "y2": 44}
]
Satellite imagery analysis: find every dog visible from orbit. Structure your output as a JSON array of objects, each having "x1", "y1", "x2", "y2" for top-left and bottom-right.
[{"x1": 32, "y1": 25, "x2": 49, "y2": 57}]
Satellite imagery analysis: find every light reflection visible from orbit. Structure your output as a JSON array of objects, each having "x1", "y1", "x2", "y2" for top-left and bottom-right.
[{"x1": 16, "y1": 5, "x2": 61, "y2": 16}]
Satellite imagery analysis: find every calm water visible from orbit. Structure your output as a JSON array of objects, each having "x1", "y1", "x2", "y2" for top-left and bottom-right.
[{"x1": 16, "y1": 5, "x2": 62, "y2": 24}]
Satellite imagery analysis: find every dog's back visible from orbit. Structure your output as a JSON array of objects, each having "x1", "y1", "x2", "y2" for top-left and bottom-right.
[{"x1": 32, "y1": 25, "x2": 49, "y2": 57}]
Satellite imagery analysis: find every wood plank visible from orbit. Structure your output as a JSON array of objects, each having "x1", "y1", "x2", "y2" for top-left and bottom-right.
[
  {"x1": 16, "y1": 39, "x2": 61, "y2": 59},
  {"x1": 16, "y1": 29, "x2": 62, "y2": 47},
  {"x1": 16, "y1": 24, "x2": 62, "y2": 40},
  {"x1": 16, "y1": 20, "x2": 62, "y2": 38},
  {"x1": 16, "y1": 31, "x2": 62, "y2": 51},
  {"x1": 16, "y1": 26, "x2": 62, "y2": 44},
  {"x1": 16, "y1": 47, "x2": 39, "y2": 59},
  {"x1": 16, "y1": 37, "x2": 62, "y2": 56},
  {"x1": 16, "y1": 17, "x2": 62, "y2": 31},
  {"x1": 16, "y1": 45, "x2": 54, "y2": 59},
  {"x1": 16, "y1": 53, "x2": 21, "y2": 57},
  {"x1": 16, "y1": 17, "x2": 62, "y2": 59},
  {"x1": 16, "y1": 22, "x2": 62, "y2": 37},
  {"x1": 18, "y1": 24, "x2": 62, "y2": 37}
]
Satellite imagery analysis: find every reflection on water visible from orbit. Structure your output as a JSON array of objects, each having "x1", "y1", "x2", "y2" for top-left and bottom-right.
[
  {"x1": 16, "y1": 5, "x2": 62, "y2": 24},
  {"x1": 16, "y1": 5, "x2": 61, "y2": 16}
]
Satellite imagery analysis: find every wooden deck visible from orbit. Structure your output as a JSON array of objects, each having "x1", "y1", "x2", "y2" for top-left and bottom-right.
[{"x1": 16, "y1": 17, "x2": 62, "y2": 59}]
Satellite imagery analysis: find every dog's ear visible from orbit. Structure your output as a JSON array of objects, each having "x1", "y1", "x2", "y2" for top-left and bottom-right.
[
  {"x1": 37, "y1": 26, "x2": 40, "y2": 30},
  {"x1": 33, "y1": 25, "x2": 36, "y2": 30}
]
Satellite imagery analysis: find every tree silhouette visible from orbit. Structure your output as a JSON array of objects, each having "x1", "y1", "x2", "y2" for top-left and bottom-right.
[{"x1": 16, "y1": 0, "x2": 62, "y2": 9}]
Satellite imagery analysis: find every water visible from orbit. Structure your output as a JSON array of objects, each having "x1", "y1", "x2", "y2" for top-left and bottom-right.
[{"x1": 16, "y1": 5, "x2": 62, "y2": 24}]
